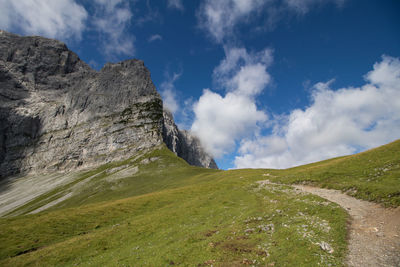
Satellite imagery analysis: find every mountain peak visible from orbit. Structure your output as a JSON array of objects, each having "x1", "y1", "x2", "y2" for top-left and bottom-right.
[{"x1": 0, "y1": 30, "x2": 216, "y2": 178}]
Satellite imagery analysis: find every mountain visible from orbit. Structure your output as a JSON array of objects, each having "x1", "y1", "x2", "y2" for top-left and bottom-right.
[
  {"x1": 2, "y1": 30, "x2": 398, "y2": 267},
  {"x1": 163, "y1": 109, "x2": 217, "y2": 169},
  {"x1": 0, "y1": 30, "x2": 216, "y2": 178}
]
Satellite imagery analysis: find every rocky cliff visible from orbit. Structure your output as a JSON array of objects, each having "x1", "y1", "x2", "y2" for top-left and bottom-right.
[
  {"x1": 163, "y1": 110, "x2": 217, "y2": 169},
  {"x1": 0, "y1": 30, "x2": 216, "y2": 178}
]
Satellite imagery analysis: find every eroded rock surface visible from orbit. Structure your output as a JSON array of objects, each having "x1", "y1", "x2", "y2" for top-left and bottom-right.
[
  {"x1": 0, "y1": 30, "x2": 216, "y2": 178},
  {"x1": 163, "y1": 109, "x2": 217, "y2": 169}
]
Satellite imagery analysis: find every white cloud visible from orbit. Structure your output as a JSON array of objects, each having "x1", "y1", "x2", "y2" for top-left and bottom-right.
[
  {"x1": 229, "y1": 64, "x2": 271, "y2": 96},
  {"x1": 0, "y1": 0, "x2": 136, "y2": 58},
  {"x1": 0, "y1": 0, "x2": 88, "y2": 40},
  {"x1": 191, "y1": 47, "x2": 272, "y2": 157},
  {"x1": 197, "y1": 0, "x2": 265, "y2": 43},
  {"x1": 285, "y1": 0, "x2": 345, "y2": 14},
  {"x1": 160, "y1": 72, "x2": 182, "y2": 115},
  {"x1": 148, "y1": 34, "x2": 163, "y2": 42},
  {"x1": 167, "y1": 0, "x2": 184, "y2": 11},
  {"x1": 92, "y1": 0, "x2": 134, "y2": 58},
  {"x1": 197, "y1": 0, "x2": 346, "y2": 43},
  {"x1": 213, "y1": 47, "x2": 273, "y2": 95},
  {"x1": 192, "y1": 90, "x2": 268, "y2": 157},
  {"x1": 366, "y1": 55, "x2": 400, "y2": 87},
  {"x1": 235, "y1": 56, "x2": 400, "y2": 169}
]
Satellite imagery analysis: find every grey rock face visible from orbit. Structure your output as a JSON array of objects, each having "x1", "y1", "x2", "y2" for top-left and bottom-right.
[
  {"x1": 163, "y1": 110, "x2": 218, "y2": 169},
  {"x1": 0, "y1": 30, "x2": 163, "y2": 178},
  {"x1": 0, "y1": 30, "x2": 216, "y2": 178}
]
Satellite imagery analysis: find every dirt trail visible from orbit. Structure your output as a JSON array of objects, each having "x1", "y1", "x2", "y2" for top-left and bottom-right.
[{"x1": 294, "y1": 185, "x2": 400, "y2": 267}]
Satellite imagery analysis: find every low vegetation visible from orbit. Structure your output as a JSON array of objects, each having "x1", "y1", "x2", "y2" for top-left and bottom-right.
[
  {"x1": 0, "y1": 140, "x2": 398, "y2": 266},
  {"x1": 262, "y1": 139, "x2": 400, "y2": 206}
]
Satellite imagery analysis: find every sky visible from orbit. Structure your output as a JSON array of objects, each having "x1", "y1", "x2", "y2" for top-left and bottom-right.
[{"x1": 1, "y1": 0, "x2": 399, "y2": 170}]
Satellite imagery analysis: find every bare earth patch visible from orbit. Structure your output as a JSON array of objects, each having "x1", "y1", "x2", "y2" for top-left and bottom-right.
[{"x1": 294, "y1": 185, "x2": 400, "y2": 267}]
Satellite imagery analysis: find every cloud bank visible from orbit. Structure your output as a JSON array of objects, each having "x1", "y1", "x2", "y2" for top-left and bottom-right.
[
  {"x1": 197, "y1": 0, "x2": 265, "y2": 43},
  {"x1": 92, "y1": 0, "x2": 134, "y2": 58},
  {"x1": 191, "y1": 47, "x2": 273, "y2": 157},
  {"x1": 0, "y1": 0, "x2": 88, "y2": 40},
  {"x1": 197, "y1": 0, "x2": 346, "y2": 43},
  {"x1": 0, "y1": 0, "x2": 135, "y2": 58},
  {"x1": 235, "y1": 56, "x2": 400, "y2": 169},
  {"x1": 193, "y1": 0, "x2": 398, "y2": 170}
]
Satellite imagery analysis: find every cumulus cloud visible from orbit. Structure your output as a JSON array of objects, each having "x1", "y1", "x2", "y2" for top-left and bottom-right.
[
  {"x1": 148, "y1": 34, "x2": 162, "y2": 42},
  {"x1": 0, "y1": 0, "x2": 88, "y2": 40},
  {"x1": 192, "y1": 90, "x2": 268, "y2": 157},
  {"x1": 160, "y1": 72, "x2": 182, "y2": 115},
  {"x1": 214, "y1": 47, "x2": 273, "y2": 96},
  {"x1": 197, "y1": 0, "x2": 346, "y2": 43},
  {"x1": 191, "y1": 47, "x2": 272, "y2": 157},
  {"x1": 92, "y1": 0, "x2": 134, "y2": 58},
  {"x1": 167, "y1": 0, "x2": 184, "y2": 11},
  {"x1": 235, "y1": 56, "x2": 400, "y2": 169}
]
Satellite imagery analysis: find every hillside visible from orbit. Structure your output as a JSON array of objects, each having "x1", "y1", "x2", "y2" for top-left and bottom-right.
[
  {"x1": 0, "y1": 140, "x2": 397, "y2": 265},
  {"x1": 262, "y1": 139, "x2": 400, "y2": 206},
  {"x1": 0, "y1": 145, "x2": 349, "y2": 266}
]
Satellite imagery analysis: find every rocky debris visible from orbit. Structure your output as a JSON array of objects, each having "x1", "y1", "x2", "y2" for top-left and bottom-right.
[
  {"x1": 0, "y1": 30, "x2": 216, "y2": 178},
  {"x1": 0, "y1": 171, "x2": 83, "y2": 216},
  {"x1": 295, "y1": 185, "x2": 400, "y2": 266},
  {"x1": 241, "y1": 258, "x2": 255, "y2": 265},
  {"x1": 162, "y1": 109, "x2": 218, "y2": 169},
  {"x1": 244, "y1": 228, "x2": 255, "y2": 234},
  {"x1": 202, "y1": 259, "x2": 215, "y2": 266},
  {"x1": 140, "y1": 157, "x2": 160, "y2": 165},
  {"x1": 105, "y1": 166, "x2": 139, "y2": 182},
  {"x1": 105, "y1": 165, "x2": 130, "y2": 174},
  {"x1": 244, "y1": 216, "x2": 264, "y2": 223},
  {"x1": 257, "y1": 224, "x2": 275, "y2": 233},
  {"x1": 319, "y1": 241, "x2": 334, "y2": 254}
]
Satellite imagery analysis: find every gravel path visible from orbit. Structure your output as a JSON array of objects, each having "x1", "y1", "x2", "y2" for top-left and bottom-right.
[{"x1": 294, "y1": 185, "x2": 400, "y2": 267}]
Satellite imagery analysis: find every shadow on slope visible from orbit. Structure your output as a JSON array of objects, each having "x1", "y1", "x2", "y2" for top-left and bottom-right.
[{"x1": 3, "y1": 145, "x2": 219, "y2": 217}]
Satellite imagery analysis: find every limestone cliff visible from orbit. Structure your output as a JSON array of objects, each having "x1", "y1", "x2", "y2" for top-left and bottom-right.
[
  {"x1": 162, "y1": 110, "x2": 217, "y2": 169},
  {"x1": 0, "y1": 30, "x2": 216, "y2": 178}
]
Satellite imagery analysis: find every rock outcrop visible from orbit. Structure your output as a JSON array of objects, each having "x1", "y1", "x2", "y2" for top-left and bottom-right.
[
  {"x1": 163, "y1": 110, "x2": 217, "y2": 169},
  {"x1": 0, "y1": 30, "x2": 216, "y2": 178}
]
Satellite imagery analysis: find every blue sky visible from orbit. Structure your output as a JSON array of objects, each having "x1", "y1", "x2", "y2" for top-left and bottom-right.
[{"x1": 1, "y1": 0, "x2": 399, "y2": 169}]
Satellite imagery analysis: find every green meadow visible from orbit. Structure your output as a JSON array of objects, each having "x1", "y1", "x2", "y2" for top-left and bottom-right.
[{"x1": 0, "y1": 140, "x2": 398, "y2": 266}]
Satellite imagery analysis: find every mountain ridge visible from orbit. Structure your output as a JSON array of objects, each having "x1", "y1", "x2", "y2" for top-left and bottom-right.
[{"x1": 0, "y1": 30, "x2": 216, "y2": 178}]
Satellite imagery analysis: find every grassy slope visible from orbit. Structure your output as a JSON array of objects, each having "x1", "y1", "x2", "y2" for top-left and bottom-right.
[
  {"x1": 0, "y1": 140, "x2": 398, "y2": 266},
  {"x1": 263, "y1": 139, "x2": 400, "y2": 206},
  {"x1": 4, "y1": 147, "x2": 218, "y2": 217},
  {"x1": 0, "y1": 145, "x2": 348, "y2": 266}
]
